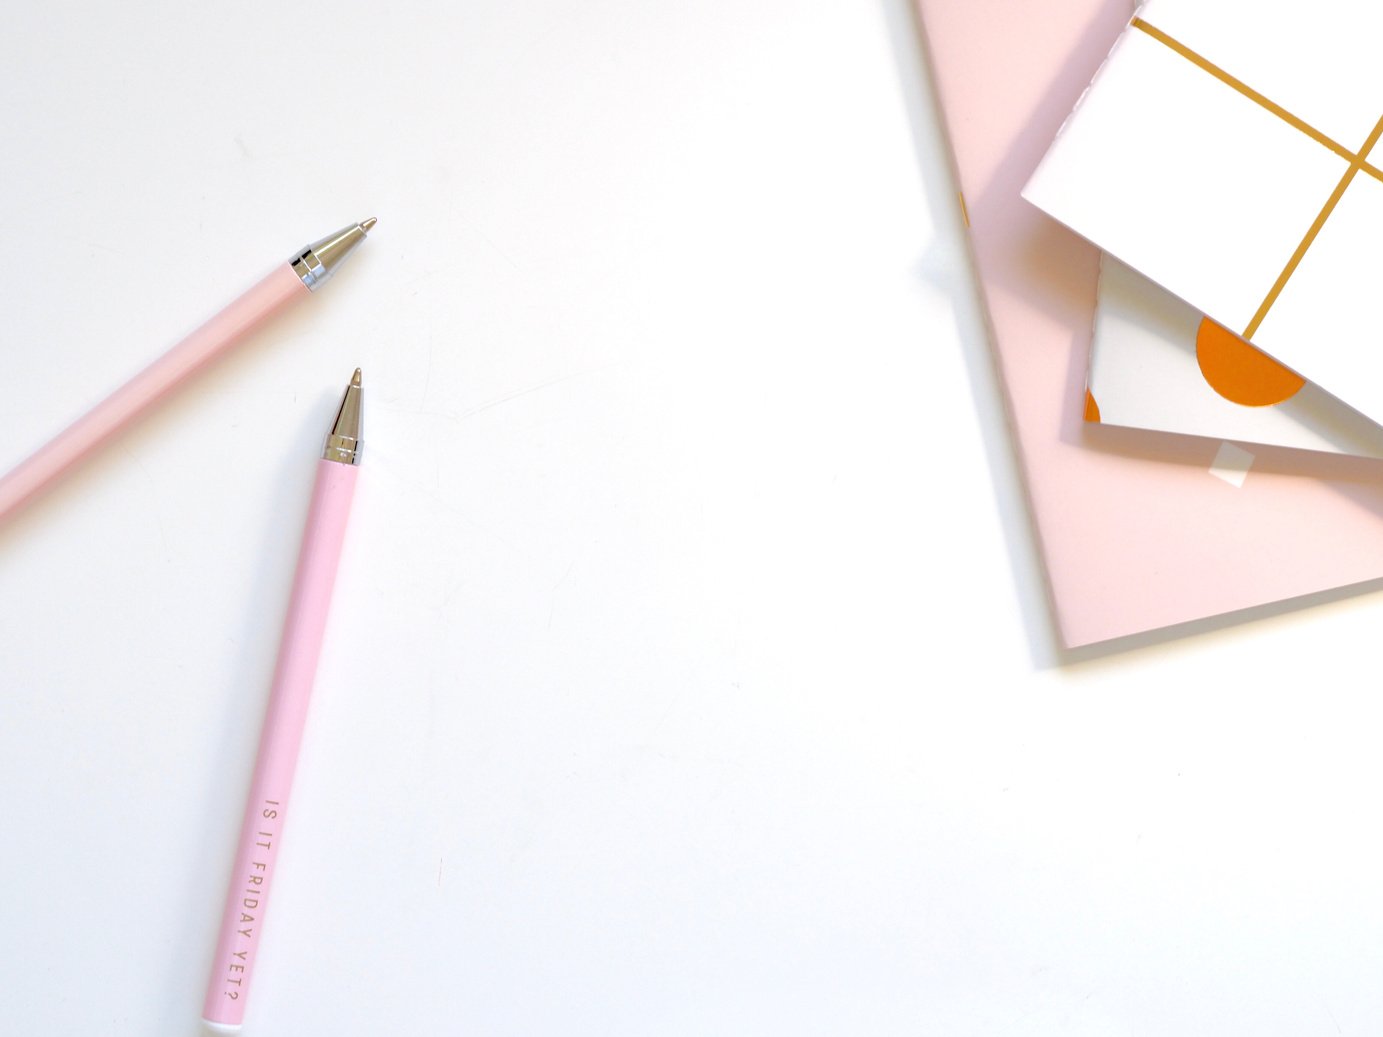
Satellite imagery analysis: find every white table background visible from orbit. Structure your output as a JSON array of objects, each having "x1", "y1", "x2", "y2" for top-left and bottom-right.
[{"x1": 4, "y1": 2, "x2": 1383, "y2": 1035}]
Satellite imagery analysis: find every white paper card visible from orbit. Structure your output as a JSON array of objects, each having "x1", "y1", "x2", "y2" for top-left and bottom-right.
[{"x1": 1025, "y1": 0, "x2": 1383, "y2": 423}]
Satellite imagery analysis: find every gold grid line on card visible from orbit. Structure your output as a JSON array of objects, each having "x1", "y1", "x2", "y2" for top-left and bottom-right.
[
  {"x1": 1244, "y1": 115, "x2": 1383, "y2": 338},
  {"x1": 1131, "y1": 19, "x2": 1383, "y2": 182},
  {"x1": 1130, "y1": 18, "x2": 1383, "y2": 337}
]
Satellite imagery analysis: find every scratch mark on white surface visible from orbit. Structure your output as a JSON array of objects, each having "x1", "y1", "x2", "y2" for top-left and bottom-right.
[
  {"x1": 546, "y1": 561, "x2": 576, "y2": 630},
  {"x1": 441, "y1": 575, "x2": 469, "y2": 611},
  {"x1": 1209, "y1": 441, "x2": 1254, "y2": 487},
  {"x1": 460, "y1": 370, "x2": 596, "y2": 421},
  {"x1": 47, "y1": 229, "x2": 131, "y2": 259},
  {"x1": 649, "y1": 691, "x2": 683, "y2": 738},
  {"x1": 1321, "y1": 995, "x2": 1343, "y2": 1034},
  {"x1": 455, "y1": 210, "x2": 521, "y2": 270},
  {"x1": 437, "y1": 857, "x2": 444, "y2": 888},
  {"x1": 122, "y1": 445, "x2": 171, "y2": 554},
  {"x1": 420, "y1": 331, "x2": 436, "y2": 409}
]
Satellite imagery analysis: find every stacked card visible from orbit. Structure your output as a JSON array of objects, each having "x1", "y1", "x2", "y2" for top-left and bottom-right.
[
  {"x1": 917, "y1": 0, "x2": 1383, "y2": 648},
  {"x1": 1027, "y1": 0, "x2": 1383, "y2": 454}
]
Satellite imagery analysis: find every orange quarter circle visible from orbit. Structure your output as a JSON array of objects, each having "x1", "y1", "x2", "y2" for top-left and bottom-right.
[
  {"x1": 1195, "y1": 318, "x2": 1304, "y2": 407},
  {"x1": 1083, "y1": 388, "x2": 1101, "y2": 423}
]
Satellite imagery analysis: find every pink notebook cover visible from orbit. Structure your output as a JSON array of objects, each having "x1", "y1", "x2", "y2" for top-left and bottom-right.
[{"x1": 917, "y1": 0, "x2": 1383, "y2": 646}]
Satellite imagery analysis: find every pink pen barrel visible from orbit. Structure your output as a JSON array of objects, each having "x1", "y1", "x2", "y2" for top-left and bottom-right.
[
  {"x1": 0, "y1": 265, "x2": 307, "y2": 522},
  {"x1": 202, "y1": 458, "x2": 359, "y2": 1029}
]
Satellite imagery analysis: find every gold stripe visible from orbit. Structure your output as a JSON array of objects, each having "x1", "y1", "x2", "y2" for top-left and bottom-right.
[
  {"x1": 1243, "y1": 113, "x2": 1383, "y2": 338},
  {"x1": 1132, "y1": 18, "x2": 1383, "y2": 183},
  {"x1": 958, "y1": 192, "x2": 970, "y2": 228},
  {"x1": 1131, "y1": 18, "x2": 1383, "y2": 334}
]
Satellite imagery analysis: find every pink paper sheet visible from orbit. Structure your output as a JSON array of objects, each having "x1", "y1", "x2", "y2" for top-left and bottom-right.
[{"x1": 918, "y1": 0, "x2": 1383, "y2": 646}]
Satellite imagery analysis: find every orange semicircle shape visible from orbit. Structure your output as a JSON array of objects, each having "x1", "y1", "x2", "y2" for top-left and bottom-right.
[{"x1": 1195, "y1": 318, "x2": 1304, "y2": 407}]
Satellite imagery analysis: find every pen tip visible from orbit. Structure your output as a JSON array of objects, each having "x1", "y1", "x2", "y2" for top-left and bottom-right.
[
  {"x1": 351, "y1": 367, "x2": 362, "y2": 387},
  {"x1": 360, "y1": 217, "x2": 377, "y2": 233}
]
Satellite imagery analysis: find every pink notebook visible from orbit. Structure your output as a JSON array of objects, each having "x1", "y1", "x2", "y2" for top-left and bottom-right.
[{"x1": 918, "y1": 0, "x2": 1383, "y2": 647}]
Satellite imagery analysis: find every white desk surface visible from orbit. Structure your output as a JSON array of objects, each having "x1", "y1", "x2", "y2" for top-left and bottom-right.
[{"x1": 4, "y1": 2, "x2": 1383, "y2": 1035}]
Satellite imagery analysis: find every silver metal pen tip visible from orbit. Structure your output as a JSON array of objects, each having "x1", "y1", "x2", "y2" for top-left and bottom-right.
[
  {"x1": 323, "y1": 369, "x2": 363, "y2": 465},
  {"x1": 360, "y1": 217, "x2": 377, "y2": 233},
  {"x1": 290, "y1": 221, "x2": 374, "y2": 291}
]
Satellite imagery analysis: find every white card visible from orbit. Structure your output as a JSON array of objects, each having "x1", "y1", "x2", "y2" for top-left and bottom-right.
[{"x1": 1025, "y1": 0, "x2": 1383, "y2": 423}]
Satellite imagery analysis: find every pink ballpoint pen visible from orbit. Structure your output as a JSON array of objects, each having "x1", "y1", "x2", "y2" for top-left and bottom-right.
[
  {"x1": 202, "y1": 370, "x2": 364, "y2": 1033},
  {"x1": 0, "y1": 218, "x2": 375, "y2": 523}
]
